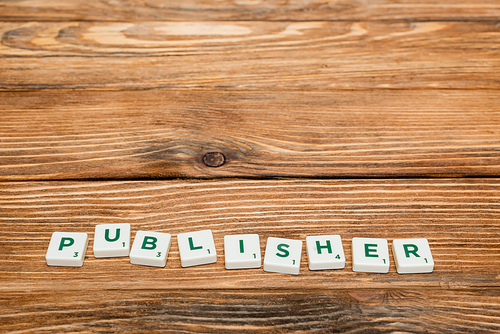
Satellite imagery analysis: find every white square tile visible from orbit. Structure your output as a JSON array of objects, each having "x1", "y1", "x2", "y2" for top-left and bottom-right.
[
  {"x1": 392, "y1": 238, "x2": 434, "y2": 274},
  {"x1": 352, "y1": 237, "x2": 390, "y2": 273},
  {"x1": 46, "y1": 232, "x2": 88, "y2": 267},
  {"x1": 177, "y1": 230, "x2": 217, "y2": 267},
  {"x1": 224, "y1": 234, "x2": 261, "y2": 269},
  {"x1": 129, "y1": 230, "x2": 172, "y2": 267},
  {"x1": 263, "y1": 237, "x2": 302, "y2": 275},
  {"x1": 93, "y1": 223, "x2": 131, "y2": 258},
  {"x1": 306, "y1": 235, "x2": 345, "y2": 270}
]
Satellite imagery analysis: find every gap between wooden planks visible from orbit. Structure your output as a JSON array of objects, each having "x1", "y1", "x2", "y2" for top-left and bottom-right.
[
  {"x1": 1, "y1": 90, "x2": 499, "y2": 180},
  {"x1": 0, "y1": 20, "x2": 499, "y2": 90},
  {"x1": 1, "y1": 179, "x2": 499, "y2": 291}
]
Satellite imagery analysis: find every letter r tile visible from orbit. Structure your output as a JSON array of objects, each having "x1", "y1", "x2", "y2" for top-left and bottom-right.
[{"x1": 392, "y1": 238, "x2": 434, "y2": 274}]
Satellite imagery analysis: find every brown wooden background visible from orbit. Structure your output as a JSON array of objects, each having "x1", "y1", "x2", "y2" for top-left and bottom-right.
[{"x1": 1, "y1": 1, "x2": 500, "y2": 332}]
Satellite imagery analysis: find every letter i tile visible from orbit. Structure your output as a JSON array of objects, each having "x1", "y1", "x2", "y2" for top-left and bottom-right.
[
  {"x1": 224, "y1": 234, "x2": 261, "y2": 269},
  {"x1": 129, "y1": 231, "x2": 172, "y2": 267},
  {"x1": 352, "y1": 237, "x2": 390, "y2": 273},
  {"x1": 392, "y1": 238, "x2": 434, "y2": 274},
  {"x1": 177, "y1": 230, "x2": 217, "y2": 267},
  {"x1": 46, "y1": 232, "x2": 89, "y2": 267},
  {"x1": 93, "y1": 223, "x2": 131, "y2": 258},
  {"x1": 263, "y1": 237, "x2": 302, "y2": 275}
]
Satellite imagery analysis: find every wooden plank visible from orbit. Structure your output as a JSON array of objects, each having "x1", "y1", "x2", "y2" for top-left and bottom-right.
[
  {"x1": 1, "y1": 90, "x2": 500, "y2": 180},
  {"x1": 1, "y1": 289, "x2": 499, "y2": 332},
  {"x1": 1, "y1": 179, "x2": 499, "y2": 290},
  {"x1": 1, "y1": 21, "x2": 499, "y2": 90},
  {"x1": 1, "y1": 0, "x2": 499, "y2": 22}
]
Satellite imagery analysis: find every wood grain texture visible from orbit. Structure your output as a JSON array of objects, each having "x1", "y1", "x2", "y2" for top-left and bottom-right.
[
  {"x1": 1, "y1": 179, "x2": 499, "y2": 290},
  {"x1": 1, "y1": 0, "x2": 500, "y2": 22},
  {"x1": 1, "y1": 289, "x2": 500, "y2": 333},
  {"x1": 1, "y1": 21, "x2": 499, "y2": 90},
  {"x1": 2, "y1": 0, "x2": 500, "y2": 332},
  {"x1": 1, "y1": 90, "x2": 499, "y2": 180}
]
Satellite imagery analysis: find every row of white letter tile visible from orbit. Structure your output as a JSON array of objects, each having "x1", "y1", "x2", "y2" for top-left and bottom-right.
[{"x1": 46, "y1": 223, "x2": 434, "y2": 275}]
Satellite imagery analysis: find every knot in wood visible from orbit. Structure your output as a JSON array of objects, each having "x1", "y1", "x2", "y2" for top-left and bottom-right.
[{"x1": 202, "y1": 152, "x2": 226, "y2": 168}]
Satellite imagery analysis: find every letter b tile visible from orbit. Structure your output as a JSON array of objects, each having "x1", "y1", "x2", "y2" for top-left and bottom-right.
[{"x1": 129, "y1": 231, "x2": 172, "y2": 267}]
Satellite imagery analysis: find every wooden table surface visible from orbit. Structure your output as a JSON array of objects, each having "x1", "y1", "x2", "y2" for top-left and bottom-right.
[{"x1": 1, "y1": 1, "x2": 500, "y2": 332}]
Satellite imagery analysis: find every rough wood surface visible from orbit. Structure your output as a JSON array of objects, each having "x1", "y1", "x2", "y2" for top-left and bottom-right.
[
  {"x1": 1, "y1": 289, "x2": 499, "y2": 333},
  {"x1": 1, "y1": 0, "x2": 499, "y2": 22},
  {"x1": 2, "y1": 0, "x2": 500, "y2": 332},
  {"x1": 1, "y1": 90, "x2": 499, "y2": 180},
  {"x1": 1, "y1": 21, "x2": 499, "y2": 90},
  {"x1": 1, "y1": 179, "x2": 499, "y2": 290}
]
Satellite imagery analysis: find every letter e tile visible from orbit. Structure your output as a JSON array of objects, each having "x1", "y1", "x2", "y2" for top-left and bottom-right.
[{"x1": 352, "y1": 237, "x2": 390, "y2": 273}]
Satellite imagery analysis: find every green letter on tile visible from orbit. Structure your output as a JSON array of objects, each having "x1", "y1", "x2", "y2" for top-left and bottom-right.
[
  {"x1": 403, "y1": 244, "x2": 420, "y2": 258},
  {"x1": 141, "y1": 236, "x2": 157, "y2": 250},
  {"x1": 189, "y1": 237, "x2": 203, "y2": 250},
  {"x1": 276, "y1": 243, "x2": 290, "y2": 258},
  {"x1": 364, "y1": 244, "x2": 378, "y2": 257},
  {"x1": 58, "y1": 237, "x2": 74, "y2": 250},
  {"x1": 316, "y1": 240, "x2": 332, "y2": 254},
  {"x1": 104, "y1": 228, "x2": 120, "y2": 242}
]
